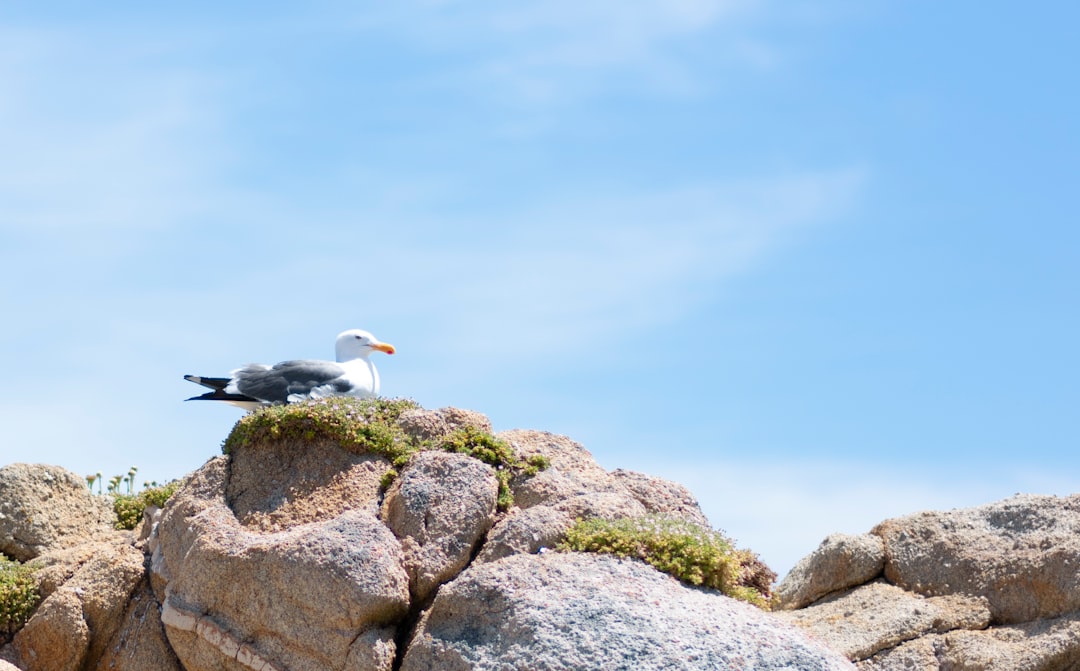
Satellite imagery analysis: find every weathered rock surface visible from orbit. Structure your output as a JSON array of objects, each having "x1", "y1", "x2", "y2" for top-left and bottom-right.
[
  {"x1": 777, "y1": 580, "x2": 990, "y2": 661},
  {"x1": 783, "y1": 494, "x2": 1080, "y2": 670},
  {"x1": 398, "y1": 407, "x2": 493, "y2": 442},
  {"x1": 610, "y1": 468, "x2": 712, "y2": 527},
  {"x1": 97, "y1": 578, "x2": 184, "y2": 671},
  {"x1": 875, "y1": 493, "x2": 1080, "y2": 623},
  {"x1": 403, "y1": 552, "x2": 855, "y2": 671},
  {"x1": 12, "y1": 539, "x2": 150, "y2": 671},
  {"x1": 381, "y1": 451, "x2": 499, "y2": 603},
  {"x1": 475, "y1": 504, "x2": 574, "y2": 563},
  {"x1": 777, "y1": 533, "x2": 885, "y2": 610},
  {"x1": 227, "y1": 436, "x2": 389, "y2": 530},
  {"x1": 0, "y1": 463, "x2": 117, "y2": 561},
  {"x1": 502, "y1": 430, "x2": 631, "y2": 510},
  {"x1": 859, "y1": 612, "x2": 1080, "y2": 670},
  {"x1": 153, "y1": 456, "x2": 409, "y2": 671},
  {"x1": 27, "y1": 404, "x2": 1074, "y2": 670}
]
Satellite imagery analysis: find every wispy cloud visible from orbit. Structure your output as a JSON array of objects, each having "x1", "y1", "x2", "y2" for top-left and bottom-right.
[
  {"x1": 345, "y1": 0, "x2": 774, "y2": 106},
  {"x1": 0, "y1": 26, "x2": 229, "y2": 236},
  {"x1": 395, "y1": 170, "x2": 863, "y2": 361},
  {"x1": 177, "y1": 168, "x2": 864, "y2": 378}
]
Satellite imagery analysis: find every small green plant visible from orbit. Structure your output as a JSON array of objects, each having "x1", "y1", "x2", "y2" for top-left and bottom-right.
[
  {"x1": 379, "y1": 468, "x2": 399, "y2": 490},
  {"x1": 523, "y1": 454, "x2": 551, "y2": 476},
  {"x1": 222, "y1": 397, "x2": 420, "y2": 460},
  {"x1": 0, "y1": 556, "x2": 39, "y2": 641},
  {"x1": 112, "y1": 481, "x2": 180, "y2": 530},
  {"x1": 224, "y1": 398, "x2": 550, "y2": 510},
  {"x1": 559, "y1": 515, "x2": 775, "y2": 609},
  {"x1": 435, "y1": 426, "x2": 550, "y2": 511}
]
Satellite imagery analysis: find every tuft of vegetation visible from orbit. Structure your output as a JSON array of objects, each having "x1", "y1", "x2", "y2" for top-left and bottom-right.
[
  {"x1": 222, "y1": 397, "x2": 420, "y2": 460},
  {"x1": 0, "y1": 556, "x2": 39, "y2": 641},
  {"x1": 112, "y1": 481, "x2": 180, "y2": 530},
  {"x1": 435, "y1": 426, "x2": 527, "y2": 510},
  {"x1": 222, "y1": 398, "x2": 549, "y2": 511},
  {"x1": 559, "y1": 515, "x2": 775, "y2": 609},
  {"x1": 379, "y1": 468, "x2": 399, "y2": 490}
]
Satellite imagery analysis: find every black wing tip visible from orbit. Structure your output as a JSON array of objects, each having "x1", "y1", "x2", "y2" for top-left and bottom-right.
[
  {"x1": 184, "y1": 375, "x2": 233, "y2": 391},
  {"x1": 185, "y1": 390, "x2": 261, "y2": 403}
]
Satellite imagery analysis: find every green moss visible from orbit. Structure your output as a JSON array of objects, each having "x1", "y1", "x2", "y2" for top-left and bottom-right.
[
  {"x1": 222, "y1": 397, "x2": 420, "y2": 459},
  {"x1": 379, "y1": 468, "x2": 399, "y2": 491},
  {"x1": 559, "y1": 515, "x2": 775, "y2": 609},
  {"x1": 113, "y1": 481, "x2": 180, "y2": 530},
  {"x1": 222, "y1": 398, "x2": 549, "y2": 511},
  {"x1": 434, "y1": 426, "x2": 544, "y2": 511},
  {"x1": 0, "y1": 556, "x2": 38, "y2": 640},
  {"x1": 523, "y1": 454, "x2": 551, "y2": 476}
]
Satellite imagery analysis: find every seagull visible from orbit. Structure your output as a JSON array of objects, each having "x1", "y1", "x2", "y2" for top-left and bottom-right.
[{"x1": 184, "y1": 329, "x2": 396, "y2": 411}]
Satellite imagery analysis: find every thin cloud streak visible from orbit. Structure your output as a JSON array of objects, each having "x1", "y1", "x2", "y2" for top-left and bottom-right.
[
  {"x1": 0, "y1": 27, "x2": 229, "y2": 235},
  {"x1": 342, "y1": 0, "x2": 770, "y2": 104},
  {"x1": 190, "y1": 169, "x2": 865, "y2": 372}
]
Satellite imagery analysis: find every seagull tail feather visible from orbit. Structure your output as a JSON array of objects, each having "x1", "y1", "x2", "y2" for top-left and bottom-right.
[{"x1": 184, "y1": 375, "x2": 232, "y2": 391}]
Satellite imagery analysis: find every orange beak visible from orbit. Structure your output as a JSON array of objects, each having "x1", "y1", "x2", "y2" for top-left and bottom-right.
[{"x1": 371, "y1": 342, "x2": 396, "y2": 355}]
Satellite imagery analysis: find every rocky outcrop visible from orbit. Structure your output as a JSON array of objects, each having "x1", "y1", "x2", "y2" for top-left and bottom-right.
[
  {"x1": 152, "y1": 455, "x2": 410, "y2": 671},
  {"x1": 403, "y1": 552, "x2": 854, "y2": 671},
  {"x1": 0, "y1": 402, "x2": 863, "y2": 670},
  {"x1": 476, "y1": 429, "x2": 651, "y2": 564},
  {"x1": 397, "y1": 407, "x2": 492, "y2": 442},
  {"x1": 0, "y1": 464, "x2": 116, "y2": 561},
  {"x1": 380, "y1": 451, "x2": 499, "y2": 603},
  {"x1": 778, "y1": 494, "x2": 1080, "y2": 670},
  {"x1": 875, "y1": 494, "x2": 1080, "y2": 624},
  {"x1": 8, "y1": 537, "x2": 180, "y2": 671},
  {"x1": 610, "y1": 468, "x2": 713, "y2": 528},
  {"x1": 143, "y1": 410, "x2": 809, "y2": 671},
  {"x1": 777, "y1": 533, "x2": 885, "y2": 610}
]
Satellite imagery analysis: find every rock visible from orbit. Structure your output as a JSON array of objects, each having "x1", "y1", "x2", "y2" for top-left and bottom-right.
[
  {"x1": 397, "y1": 407, "x2": 493, "y2": 442},
  {"x1": 858, "y1": 612, "x2": 1080, "y2": 670},
  {"x1": 12, "y1": 540, "x2": 146, "y2": 671},
  {"x1": 874, "y1": 493, "x2": 1080, "y2": 623},
  {"x1": 96, "y1": 578, "x2": 184, "y2": 671},
  {"x1": 500, "y1": 430, "x2": 650, "y2": 526},
  {"x1": 469, "y1": 430, "x2": 657, "y2": 565},
  {"x1": 0, "y1": 464, "x2": 116, "y2": 561},
  {"x1": 153, "y1": 454, "x2": 410, "y2": 671},
  {"x1": 777, "y1": 533, "x2": 885, "y2": 610},
  {"x1": 226, "y1": 436, "x2": 390, "y2": 530},
  {"x1": 501, "y1": 430, "x2": 620, "y2": 509},
  {"x1": 474, "y1": 505, "x2": 574, "y2": 563},
  {"x1": 135, "y1": 504, "x2": 163, "y2": 545},
  {"x1": 783, "y1": 494, "x2": 1080, "y2": 669},
  {"x1": 402, "y1": 552, "x2": 855, "y2": 671},
  {"x1": 610, "y1": 468, "x2": 712, "y2": 527},
  {"x1": 29, "y1": 537, "x2": 131, "y2": 600},
  {"x1": 777, "y1": 580, "x2": 990, "y2": 661},
  {"x1": 381, "y1": 451, "x2": 499, "y2": 602},
  {"x1": 553, "y1": 490, "x2": 647, "y2": 520},
  {"x1": 11, "y1": 591, "x2": 88, "y2": 671}
]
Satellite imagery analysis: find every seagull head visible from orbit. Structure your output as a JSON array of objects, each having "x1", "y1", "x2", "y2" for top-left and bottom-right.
[{"x1": 335, "y1": 329, "x2": 396, "y2": 362}]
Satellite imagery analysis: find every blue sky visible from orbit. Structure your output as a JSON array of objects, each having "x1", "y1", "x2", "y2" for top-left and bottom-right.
[{"x1": 2, "y1": 2, "x2": 1077, "y2": 578}]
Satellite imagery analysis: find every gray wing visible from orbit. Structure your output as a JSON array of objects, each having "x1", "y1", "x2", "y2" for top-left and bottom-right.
[{"x1": 232, "y1": 360, "x2": 350, "y2": 402}]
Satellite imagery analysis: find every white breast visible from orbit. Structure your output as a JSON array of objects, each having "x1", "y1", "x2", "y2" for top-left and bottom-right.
[{"x1": 338, "y1": 358, "x2": 380, "y2": 398}]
